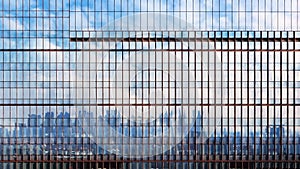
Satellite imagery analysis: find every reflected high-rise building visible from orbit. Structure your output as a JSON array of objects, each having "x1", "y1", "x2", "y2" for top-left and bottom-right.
[
  {"x1": 27, "y1": 114, "x2": 42, "y2": 137},
  {"x1": 44, "y1": 112, "x2": 55, "y2": 136}
]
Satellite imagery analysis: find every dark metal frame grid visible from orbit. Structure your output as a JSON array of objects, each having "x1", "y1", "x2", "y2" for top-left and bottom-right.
[
  {"x1": 0, "y1": 31, "x2": 299, "y2": 169},
  {"x1": 1, "y1": 0, "x2": 300, "y2": 169}
]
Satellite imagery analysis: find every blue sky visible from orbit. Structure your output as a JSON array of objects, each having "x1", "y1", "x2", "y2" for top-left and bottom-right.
[
  {"x1": 2, "y1": 0, "x2": 299, "y2": 33},
  {"x1": 0, "y1": 0, "x2": 299, "y2": 127}
]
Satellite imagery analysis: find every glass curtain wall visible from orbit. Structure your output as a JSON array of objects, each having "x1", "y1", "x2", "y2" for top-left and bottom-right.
[{"x1": 0, "y1": 0, "x2": 300, "y2": 169}]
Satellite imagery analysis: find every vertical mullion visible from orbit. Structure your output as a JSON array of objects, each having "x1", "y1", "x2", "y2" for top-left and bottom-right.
[
  {"x1": 226, "y1": 30, "x2": 230, "y2": 167},
  {"x1": 180, "y1": 31, "x2": 184, "y2": 166},
  {"x1": 293, "y1": 31, "x2": 296, "y2": 167},
  {"x1": 213, "y1": 31, "x2": 216, "y2": 166},
  {"x1": 239, "y1": 31, "x2": 243, "y2": 166},
  {"x1": 220, "y1": 30, "x2": 225, "y2": 168},
  {"x1": 273, "y1": 32, "x2": 277, "y2": 165},
  {"x1": 120, "y1": 30, "x2": 124, "y2": 166},
  {"x1": 280, "y1": 31, "x2": 283, "y2": 166},
  {"x1": 41, "y1": 0, "x2": 45, "y2": 161},
  {"x1": 156, "y1": 32, "x2": 158, "y2": 162},
  {"x1": 55, "y1": 0, "x2": 58, "y2": 166},
  {"x1": 286, "y1": 30, "x2": 290, "y2": 167},
  {"x1": 233, "y1": 30, "x2": 237, "y2": 165},
  {"x1": 134, "y1": 31, "x2": 138, "y2": 158},
  {"x1": 247, "y1": 31, "x2": 253, "y2": 165},
  {"x1": 80, "y1": 2, "x2": 84, "y2": 166},
  {"x1": 69, "y1": 0, "x2": 73, "y2": 166},
  {"x1": 207, "y1": 31, "x2": 211, "y2": 168},
  {"x1": 73, "y1": 2, "x2": 77, "y2": 168},
  {"x1": 200, "y1": 31, "x2": 204, "y2": 168},
  {"x1": 194, "y1": 31, "x2": 197, "y2": 165},
  {"x1": 240, "y1": 31, "x2": 244, "y2": 164},
  {"x1": 262, "y1": 32, "x2": 269, "y2": 166},
  {"x1": 147, "y1": 31, "x2": 150, "y2": 159},
  {"x1": 141, "y1": 31, "x2": 145, "y2": 164},
  {"x1": 87, "y1": 12, "x2": 91, "y2": 167},
  {"x1": 246, "y1": 31, "x2": 251, "y2": 163},
  {"x1": 94, "y1": 28, "x2": 98, "y2": 167},
  {"x1": 167, "y1": 31, "x2": 171, "y2": 167},
  {"x1": 23, "y1": 0, "x2": 26, "y2": 164},
  {"x1": 101, "y1": 30, "x2": 104, "y2": 168},
  {"x1": 1, "y1": 0, "x2": 4, "y2": 165},
  {"x1": 266, "y1": 30, "x2": 269, "y2": 167},
  {"x1": 254, "y1": 32, "x2": 262, "y2": 166}
]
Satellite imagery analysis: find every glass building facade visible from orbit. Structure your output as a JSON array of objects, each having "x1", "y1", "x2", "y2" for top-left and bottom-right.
[{"x1": 0, "y1": 0, "x2": 300, "y2": 169}]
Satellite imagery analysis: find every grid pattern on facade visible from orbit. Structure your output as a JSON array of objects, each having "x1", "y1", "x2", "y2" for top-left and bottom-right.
[{"x1": 1, "y1": 0, "x2": 300, "y2": 169}]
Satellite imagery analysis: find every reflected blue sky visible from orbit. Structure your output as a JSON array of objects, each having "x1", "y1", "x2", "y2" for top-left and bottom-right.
[{"x1": 0, "y1": 0, "x2": 299, "y2": 129}]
